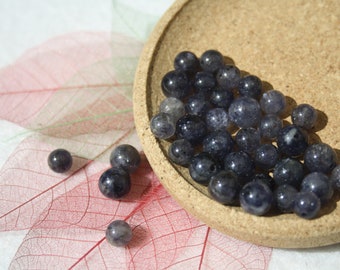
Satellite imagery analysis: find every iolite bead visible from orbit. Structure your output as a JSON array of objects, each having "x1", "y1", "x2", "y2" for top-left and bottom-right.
[
  {"x1": 174, "y1": 51, "x2": 200, "y2": 73},
  {"x1": 161, "y1": 70, "x2": 191, "y2": 99},
  {"x1": 200, "y1": 49, "x2": 224, "y2": 73},
  {"x1": 238, "y1": 75, "x2": 262, "y2": 99},
  {"x1": 48, "y1": 149, "x2": 73, "y2": 173},
  {"x1": 273, "y1": 158, "x2": 304, "y2": 188},
  {"x1": 277, "y1": 125, "x2": 308, "y2": 157},
  {"x1": 301, "y1": 172, "x2": 333, "y2": 204},
  {"x1": 98, "y1": 167, "x2": 131, "y2": 199},
  {"x1": 189, "y1": 152, "x2": 221, "y2": 185},
  {"x1": 159, "y1": 97, "x2": 185, "y2": 122},
  {"x1": 176, "y1": 114, "x2": 208, "y2": 145},
  {"x1": 228, "y1": 97, "x2": 261, "y2": 128},
  {"x1": 216, "y1": 65, "x2": 241, "y2": 90},
  {"x1": 168, "y1": 139, "x2": 194, "y2": 167},
  {"x1": 110, "y1": 144, "x2": 141, "y2": 173},
  {"x1": 150, "y1": 112, "x2": 176, "y2": 140},
  {"x1": 208, "y1": 170, "x2": 241, "y2": 205},
  {"x1": 291, "y1": 103, "x2": 317, "y2": 130},
  {"x1": 330, "y1": 165, "x2": 340, "y2": 191},
  {"x1": 274, "y1": 184, "x2": 298, "y2": 213},
  {"x1": 304, "y1": 143, "x2": 338, "y2": 174},
  {"x1": 106, "y1": 220, "x2": 132, "y2": 247},
  {"x1": 260, "y1": 90, "x2": 286, "y2": 115},
  {"x1": 294, "y1": 192, "x2": 321, "y2": 219},
  {"x1": 239, "y1": 181, "x2": 273, "y2": 216}
]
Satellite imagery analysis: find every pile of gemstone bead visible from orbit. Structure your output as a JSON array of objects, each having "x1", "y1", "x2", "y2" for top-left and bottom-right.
[{"x1": 150, "y1": 49, "x2": 339, "y2": 219}]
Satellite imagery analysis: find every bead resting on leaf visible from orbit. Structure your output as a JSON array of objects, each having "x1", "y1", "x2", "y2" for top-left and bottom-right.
[{"x1": 48, "y1": 149, "x2": 73, "y2": 173}]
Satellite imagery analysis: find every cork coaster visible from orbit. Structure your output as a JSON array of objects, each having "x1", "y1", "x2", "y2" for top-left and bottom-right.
[{"x1": 133, "y1": 0, "x2": 340, "y2": 248}]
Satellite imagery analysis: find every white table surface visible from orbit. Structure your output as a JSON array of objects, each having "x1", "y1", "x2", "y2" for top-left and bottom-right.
[{"x1": 0, "y1": 1, "x2": 339, "y2": 269}]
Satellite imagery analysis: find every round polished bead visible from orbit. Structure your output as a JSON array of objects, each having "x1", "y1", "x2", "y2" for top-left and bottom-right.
[
  {"x1": 189, "y1": 152, "x2": 221, "y2": 185},
  {"x1": 202, "y1": 130, "x2": 234, "y2": 161},
  {"x1": 208, "y1": 170, "x2": 241, "y2": 205},
  {"x1": 304, "y1": 143, "x2": 338, "y2": 174},
  {"x1": 273, "y1": 158, "x2": 304, "y2": 188},
  {"x1": 228, "y1": 97, "x2": 261, "y2": 128},
  {"x1": 168, "y1": 139, "x2": 194, "y2": 167},
  {"x1": 274, "y1": 184, "x2": 298, "y2": 213},
  {"x1": 235, "y1": 127, "x2": 261, "y2": 153},
  {"x1": 106, "y1": 220, "x2": 132, "y2": 247},
  {"x1": 110, "y1": 144, "x2": 141, "y2": 173},
  {"x1": 216, "y1": 65, "x2": 241, "y2": 90},
  {"x1": 205, "y1": 108, "x2": 230, "y2": 131},
  {"x1": 174, "y1": 51, "x2": 200, "y2": 73},
  {"x1": 210, "y1": 87, "x2": 234, "y2": 109},
  {"x1": 150, "y1": 112, "x2": 176, "y2": 139},
  {"x1": 159, "y1": 97, "x2": 185, "y2": 122},
  {"x1": 259, "y1": 114, "x2": 283, "y2": 140},
  {"x1": 330, "y1": 165, "x2": 340, "y2": 191},
  {"x1": 224, "y1": 151, "x2": 255, "y2": 180},
  {"x1": 294, "y1": 192, "x2": 321, "y2": 219},
  {"x1": 277, "y1": 125, "x2": 308, "y2": 157},
  {"x1": 176, "y1": 114, "x2": 208, "y2": 145},
  {"x1": 291, "y1": 103, "x2": 317, "y2": 130},
  {"x1": 238, "y1": 75, "x2": 262, "y2": 99},
  {"x1": 301, "y1": 172, "x2": 333, "y2": 204},
  {"x1": 260, "y1": 90, "x2": 286, "y2": 115},
  {"x1": 239, "y1": 181, "x2": 273, "y2": 216},
  {"x1": 48, "y1": 149, "x2": 73, "y2": 173},
  {"x1": 98, "y1": 167, "x2": 131, "y2": 199},
  {"x1": 200, "y1": 49, "x2": 224, "y2": 73},
  {"x1": 161, "y1": 70, "x2": 191, "y2": 99},
  {"x1": 185, "y1": 94, "x2": 211, "y2": 117},
  {"x1": 194, "y1": 71, "x2": 216, "y2": 92},
  {"x1": 254, "y1": 144, "x2": 279, "y2": 170}
]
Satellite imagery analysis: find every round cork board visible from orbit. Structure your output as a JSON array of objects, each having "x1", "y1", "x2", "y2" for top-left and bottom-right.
[{"x1": 133, "y1": 0, "x2": 340, "y2": 248}]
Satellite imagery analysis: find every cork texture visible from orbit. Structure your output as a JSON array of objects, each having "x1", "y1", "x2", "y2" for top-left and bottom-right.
[{"x1": 133, "y1": 0, "x2": 340, "y2": 248}]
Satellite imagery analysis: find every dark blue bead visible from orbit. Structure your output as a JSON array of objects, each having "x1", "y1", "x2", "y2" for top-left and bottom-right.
[
  {"x1": 301, "y1": 172, "x2": 333, "y2": 204},
  {"x1": 294, "y1": 192, "x2": 321, "y2": 219},
  {"x1": 176, "y1": 114, "x2": 208, "y2": 145},
  {"x1": 98, "y1": 167, "x2": 131, "y2": 199},
  {"x1": 224, "y1": 151, "x2": 255, "y2": 180},
  {"x1": 202, "y1": 130, "x2": 234, "y2": 161},
  {"x1": 209, "y1": 87, "x2": 234, "y2": 109},
  {"x1": 159, "y1": 97, "x2": 185, "y2": 122},
  {"x1": 208, "y1": 170, "x2": 241, "y2": 205},
  {"x1": 185, "y1": 94, "x2": 211, "y2": 117},
  {"x1": 238, "y1": 75, "x2": 262, "y2": 99},
  {"x1": 260, "y1": 90, "x2": 286, "y2": 115},
  {"x1": 174, "y1": 51, "x2": 200, "y2": 74},
  {"x1": 235, "y1": 127, "x2": 261, "y2": 153},
  {"x1": 150, "y1": 112, "x2": 176, "y2": 139},
  {"x1": 194, "y1": 71, "x2": 216, "y2": 92},
  {"x1": 330, "y1": 165, "x2": 340, "y2": 191},
  {"x1": 200, "y1": 49, "x2": 224, "y2": 73},
  {"x1": 274, "y1": 184, "x2": 298, "y2": 213},
  {"x1": 254, "y1": 144, "x2": 279, "y2": 170},
  {"x1": 106, "y1": 220, "x2": 132, "y2": 247},
  {"x1": 228, "y1": 97, "x2": 261, "y2": 128},
  {"x1": 239, "y1": 181, "x2": 273, "y2": 216},
  {"x1": 205, "y1": 107, "x2": 230, "y2": 131},
  {"x1": 304, "y1": 143, "x2": 338, "y2": 174},
  {"x1": 259, "y1": 114, "x2": 282, "y2": 140},
  {"x1": 216, "y1": 65, "x2": 241, "y2": 90},
  {"x1": 48, "y1": 149, "x2": 73, "y2": 173},
  {"x1": 291, "y1": 103, "x2": 317, "y2": 130},
  {"x1": 277, "y1": 124, "x2": 308, "y2": 157},
  {"x1": 168, "y1": 139, "x2": 194, "y2": 167},
  {"x1": 189, "y1": 152, "x2": 221, "y2": 185},
  {"x1": 273, "y1": 158, "x2": 304, "y2": 188},
  {"x1": 161, "y1": 70, "x2": 191, "y2": 99},
  {"x1": 110, "y1": 144, "x2": 141, "y2": 173}
]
